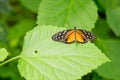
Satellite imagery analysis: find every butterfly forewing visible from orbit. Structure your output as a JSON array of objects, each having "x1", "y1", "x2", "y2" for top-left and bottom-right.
[
  {"x1": 76, "y1": 30, "x2": 88, "y2": 43},
  {"x1": 52, "y1": 30, "x2": 70, "y2": 42},
  {"x1": 63, "y1": 30, "x2": 75, "y2": 43},
  {"x1": 80, "y1": 30, "x2": 96, "y2": 41}
]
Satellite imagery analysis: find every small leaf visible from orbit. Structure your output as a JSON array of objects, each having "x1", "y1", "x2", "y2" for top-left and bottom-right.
[
  {"x1": 37, "y1": 0, "x2": 98, "y2": 30},
  {"x1": 18, "y1": 25, "x2": 109, "y2": 80},
  {"x1": 0, "y1": 48, "x2": 9, "y2": 61}
]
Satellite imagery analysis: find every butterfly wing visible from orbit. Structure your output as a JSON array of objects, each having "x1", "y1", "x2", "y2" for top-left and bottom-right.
[
  {"x1": 76, "y1": 29, "x2": 96, "y2": 43},
  {"x1": 52, "y1": 30, "x2": 75, "y2": 43},
  {"x1": 76, "y1": 30, "x2": 88, "y2": 43},
  {"x1": 52, "y1": 30, "x2": 67, "y2": 42},
  {"x1": 63, "y1": 30, "x2": 75, "y2": 43},
  {"x1": 81, "y1": 30, "x2": 96, "y2": 41}
]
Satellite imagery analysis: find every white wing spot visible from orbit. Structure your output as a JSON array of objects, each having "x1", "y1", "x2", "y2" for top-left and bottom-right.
[{"x1": 61, "y1": 36, "x2": 64, "y2": 38}]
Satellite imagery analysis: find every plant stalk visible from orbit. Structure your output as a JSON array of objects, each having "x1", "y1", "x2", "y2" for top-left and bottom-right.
[{"x1": 0, "y1": 55, "x2": 20, "y2": 67}]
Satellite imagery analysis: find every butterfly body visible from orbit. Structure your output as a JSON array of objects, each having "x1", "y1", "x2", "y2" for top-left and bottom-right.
[{"x1": 52, "y1": 27, "x2": 96, "y2": 44}]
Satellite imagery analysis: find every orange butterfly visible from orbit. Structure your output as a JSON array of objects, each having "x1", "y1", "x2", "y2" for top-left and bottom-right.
[{"x1": 52, "y1": 27, "x2": 96, "y2": 44}]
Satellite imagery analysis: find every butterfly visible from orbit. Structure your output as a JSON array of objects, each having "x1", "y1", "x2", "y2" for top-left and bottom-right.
[{"x1": 52, "y1": 27, "x2": 96, "y2": 44}]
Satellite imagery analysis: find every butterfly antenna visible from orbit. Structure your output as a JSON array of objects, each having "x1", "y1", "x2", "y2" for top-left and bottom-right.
[{"x1": 74, "y1": 27, "x2": 76, "y2": 30}]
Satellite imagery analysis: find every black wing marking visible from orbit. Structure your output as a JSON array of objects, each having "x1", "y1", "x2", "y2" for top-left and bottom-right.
[
  {"x1": 80, "y1": 30, "x2": 96, "y2": 41},
  {"x1": 52, "y1": 30, "x2": 68, "y2": 42}
]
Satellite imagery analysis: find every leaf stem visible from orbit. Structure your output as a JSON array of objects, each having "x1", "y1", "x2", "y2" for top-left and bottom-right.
[{"x1": 0, "y1": 55, "x2": 21, "y2": 67}]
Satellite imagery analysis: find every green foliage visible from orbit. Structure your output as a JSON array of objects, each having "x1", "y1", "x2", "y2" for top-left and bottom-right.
[
  {"x1": 18, "y1": 25, "x2": 109, "y2": 80},
  {"x1": 0, "y1": 60, "x2": 23, "y2": 80},
  {"x1": 37, "y1": 0, "x2": 98, "y2": 30},
  {"x1": 20, "y1": 0, "x2": 41, "y2": 12},
  {"x1": 93, "y1": 0, "x2": 106, "y2": 12},
  {"x1": 92, "y1": 0, "x2": 120, "y2": 79},
  {"x1": 96, "y1": 39, "x2": 120, "y2": 80},
  {"x1": 0, "y1": 0, "x2": 11, "y2": 14},
  {"x1": 93, "y1": 18, "x2": 120, "y2": 80},
  {"x1": 95, "y1": 0, "x2": 120, "y2": 36},
  {"x1": 93, "y1": 18, "x2": 110, "y2": 39},
  {"x1": 0, "y1": 48, "x2": 9, "y2": 61},
  {"x1": 9, "y1": 19, "x2": 36, "y2": 47},
  {"x1": 106, "y1": 0, "x2": 120, "y2": 36},
  {"x1": 0, "y1": 23, "x2": 9, "y2": 47}
]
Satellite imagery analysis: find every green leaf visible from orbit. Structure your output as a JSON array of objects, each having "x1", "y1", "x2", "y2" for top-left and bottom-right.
[
  {"x1": 18, "y1": 25, "x2": 109, "y2": 80},
  {"x1": 92, "y1": 18, "x2": 112, "y2": 39},
  {"x1": 96, "y1": 39, "x2": 120, "y2": 80},
  {"x1": 37, "y1": 0, "x2": 98, "y2": 30},
  {"x1": 106, "y1": 0, "x2": 120, "y2": 36},
  {"x1": 94, "y1": 0, "x2": 106, "y2": 12},
  {"x1": 19, "y1": 0, "x2": 41, "y2": 12},
  {"x1": 0, "y1": 48, "x2": 9, "y2": 61}
]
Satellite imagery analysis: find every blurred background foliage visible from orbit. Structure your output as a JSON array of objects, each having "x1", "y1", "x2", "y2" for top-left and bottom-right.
[{"x1": 0, "y1": 0, "x2": 120, "y2": 80}]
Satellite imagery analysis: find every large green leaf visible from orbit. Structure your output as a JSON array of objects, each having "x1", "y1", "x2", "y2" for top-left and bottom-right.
[
  {"x1": 0, "y1": 48, "x2": 9, "y2": 62},
  {"x1": 18, "y1": 25, "x2": 109, "y2": 80},
  {"x1": 37, "y1": 0, "x2": 98, "y2": 30},
  {"x1": 96, "y1": 39, "x2": 120, "y2": 80}
]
